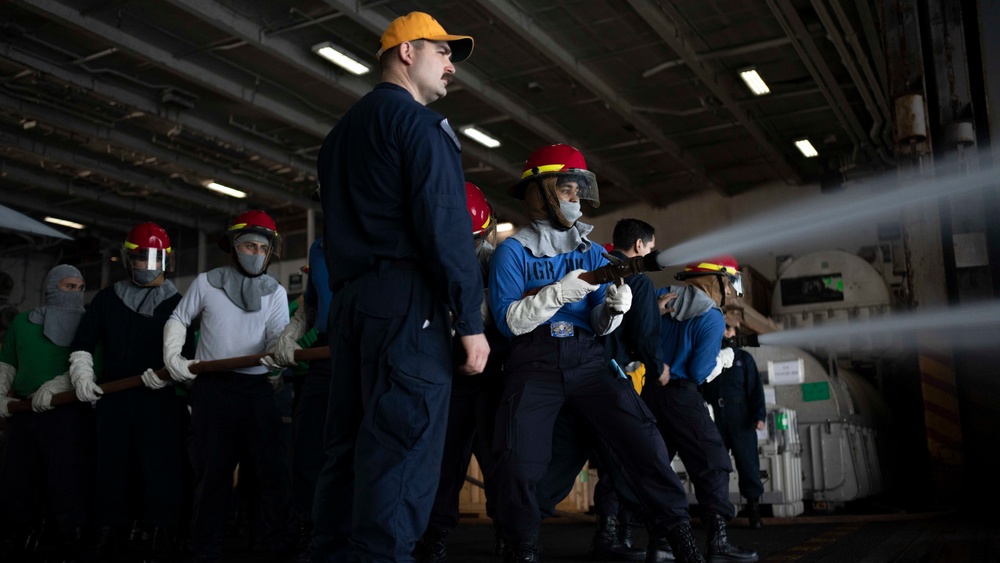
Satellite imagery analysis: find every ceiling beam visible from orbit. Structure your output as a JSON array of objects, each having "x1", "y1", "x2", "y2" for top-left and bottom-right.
[
  {"x1": 318, "y1": 0, "x2": 633, "y2": 189},
  {"x1": 0, "y1": 39, "x2": 317, "y2": 177},
  {"x1": 470, "y1": 0, "x2": 719, "y2": 192},
  {"x1": 0, "y1": 161, "x2": 213, "y2": 230},
  {"x1": 0, "y1": 127, "x2": 246, "y2": 216},
  {"x1": 627, "y1": 0, "x2": 802, "y2": 185},
  {"x1": 0, "y1": 90, "x2": 317, "y2": 209},
  {"x1": 764, "y1": 0, "x2": 870, "y2": 146},
  {"x1": 19, "y1": 0, "x2": 335, "y2": 138}
]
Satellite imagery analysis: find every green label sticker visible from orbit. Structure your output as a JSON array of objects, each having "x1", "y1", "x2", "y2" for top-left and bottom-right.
[{"x1": 802, "y1": 381, "x2": 831, "y2": 402}]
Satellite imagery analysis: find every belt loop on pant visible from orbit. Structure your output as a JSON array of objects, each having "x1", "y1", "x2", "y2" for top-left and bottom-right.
[{"x1": 667, "y1": 378, "x2": 699, "y2": 391}]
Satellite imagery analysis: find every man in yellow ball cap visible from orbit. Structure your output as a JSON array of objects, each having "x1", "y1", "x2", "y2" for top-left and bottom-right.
[{"x1": 308, "y1": 11, "x2": 489, "y2": 563}]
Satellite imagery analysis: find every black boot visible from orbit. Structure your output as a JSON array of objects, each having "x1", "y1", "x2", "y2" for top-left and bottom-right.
[
  {"x1": 746, "y1": 499, "x2": 762, "y2": 530},
  {"x1": 144, "y1": 527, "x2": 176, "y2": 563},
  {"x1": 644, "y1": 531, "x2": 675, "y2": 563},
  {"x1": 416, "y1": 525, "x2": 449, "y2": 563},
  {"x1": 92, "y1": 525, "x2": 120, "y2": 559},
  {"x1": 666, "y1": 523, "x2": 704, "y2": 563},
  {"x1": 592, "y1": 515, "x2": 645, "y2": 561},
  {"x1": 491, "y1": 521, "x2": 506, "y2": 556},
  {"x1": 704, "y1": 513, "x2": 757, "y2": 562},
  {"x1": 503, "y1": 540, "x2": 539, "y2": 563}
]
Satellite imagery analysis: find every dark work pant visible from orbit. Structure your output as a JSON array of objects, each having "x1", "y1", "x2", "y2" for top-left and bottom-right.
[
  {"x1": 492, "y1": 328, "x2": 689, "y2": 545},
  {"x1": 426, "y1": 370, "x2": 504, "y2": 532},
  {"x1": 534, "y1": 406, "x2": 643, "y2": 521},
  {"x1": 712, "y1": 399, "x2": 764, "y2": 500},
  {"x1": 643, "y1": 381, "x2": 736, "y2": 519},
  {"x1": 292, "y1": 355, "x2": 332, "y2": 525},
  {"x1": 187, "y1": 373, "x2": 293, "y2": 559},
  {"x1": 311, "y1": 266, "x2": 453, "y2": 563},
  {"x1": 94, "y1": 387, "x2": 187, "y2": 529},
  {"x1": 0, "y1": 403, "x2": 94, "y2": 536}
]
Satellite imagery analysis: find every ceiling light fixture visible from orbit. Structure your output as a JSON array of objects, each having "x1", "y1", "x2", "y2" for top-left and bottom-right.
[
  {"x1": 794, "y1": 139, "x2": 819, "y2": 157},
  {"x1": 738, "y1": 68, "x2": 770, "y2": 96},
  {"x1": 461, "y1": 126, "x2": 501, "y2": 148},
  {"x1": 44, "y1": 216, "x2": 85, "y2": 229},
  {"x1": 205, "y1": 181, "x2": 247, "y2": 198},
  {"x1": 496, "y1": 222, "x2": 514, "y2": 233},
  {"x1": 312, "y1": 42, "x2": 370, "y2": 75}
]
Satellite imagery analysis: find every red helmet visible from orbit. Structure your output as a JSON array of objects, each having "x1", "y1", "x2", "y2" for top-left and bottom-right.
[
  {"x1": 602, "y1": 243, "x2": 615, "y2": 254},
  {"x1": 121, "y1": 222, "x2": 174, "y2": 273},
  {"x1": 465, "y1": 182, "x2": 496, "y2": 241},
  {"x1": 219, "y1": 210, "x2": 283, "y2": 278},
  {"x1": 509, "y1": 144, "x2": 599, "y2": 206},
  {"x1": 219, "y1": 210, "x2": 282, "y2": 255},
  {"x1": 675, "y1": 254, "x2": 742, "y2": 295}
]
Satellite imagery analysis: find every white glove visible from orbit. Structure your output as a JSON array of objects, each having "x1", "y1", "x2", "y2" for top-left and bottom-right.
[
  {"x1": 604, "y1": 283, "x2": 633, "y2": 315},
  {"x1": 504, "y1": 270, "x2": 599, "y2": 336},
  {"x1": 69, "y1": 350, "x2": 103, "y2": 403},
  {"x1": 31, "y1": 373, "x2": 73, "y2": 413},
  {"x1": 141, "y1": 368, "x2": 169, "y2": 390},
  {"x1": 720, "y1": 347, "x2": 735, "y2": 368},
  {"x1": 164, "y1": 319, "x2": 198, "y2": 382},
  {"x1": 260, "y1": 301, "x2": 312, "y2": 369},
  {"x1": 705, "y1": 347, "x2": 736, "y2": 384},
  {"x1": 589, "y1": 284, "x2": 632, "y2": 336},
  {"x1": 559, "y1": 269, "x2": 599, "y2": 304},
  {"x1": 0, "y1": 361, "x2": 20, "y2": 418}
]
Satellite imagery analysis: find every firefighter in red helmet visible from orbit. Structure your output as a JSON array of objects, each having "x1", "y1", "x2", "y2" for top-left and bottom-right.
[
  {"x1": 219, "y1": 210, "x2": 283, "y2": 278},
  {"x1": 489, "y1": 144, "x2": 707, "y2": 563},
  {"x1": 66, "y1": 222, "x2": 193, "y2": 560},
  {"x1": 509, "y1": 144, "x2": 599, "y2": 231},
  {"x1": 163, "y1": 210, "x2": 293, "y2": 561},
  {"x1": 644, "y1": 255, "x2": 758, "y2": 562}
]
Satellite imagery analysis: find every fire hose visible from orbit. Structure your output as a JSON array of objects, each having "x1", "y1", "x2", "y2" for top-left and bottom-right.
[
  {"x1": 522, "y1": 250, "x2": 666, "y2": 298},
  {"x1": 6, "y1": 346, "x2": 331, "y2": 414}
]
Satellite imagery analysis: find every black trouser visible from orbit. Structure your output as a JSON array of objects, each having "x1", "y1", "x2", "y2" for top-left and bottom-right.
[
  {"x1": 492, "y1": 327, "x2": 689, "y2": 545},
  {"x1": 187, "y1": 372, "x2": 293, "y2": 559},
  {"x1": 0, "y1": 403, "x2": 94, "y2": 536},
  {"x1": 534, "y1": 406, "x2": 643, "y2": 521},
  {"x1": 311, "y1": 265, "x2": 453, "y2": 563},
  {"x1": 643, "y1": 380, "x2": 736, "y2": 519},
  {"x1": 711, "y1": 397, "x2": 764, "y2": 500},
  {"x1": 292, "y1": 345, "x2": 332, "y2": 526},
  {"x1": 426, "y1": 370, "x2": 504, "y2": 531},
  {"x1": 94, "y1": 387, "x2": 188, "y2": 529}
]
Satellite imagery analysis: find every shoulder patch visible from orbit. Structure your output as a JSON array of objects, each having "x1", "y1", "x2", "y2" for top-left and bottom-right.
[{"x1": 439, "y1": 118, "x2": 462, "y2": 151}]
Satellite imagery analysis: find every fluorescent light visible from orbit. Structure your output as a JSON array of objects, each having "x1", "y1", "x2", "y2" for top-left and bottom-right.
[
  {"x1": 205, "y1": 181, "x2": 247, "y2": 198},
  {"x1": 794, "y1": 139, "x2": 819, "y2": 157},
  {"x1": 496, "y1": 222, "x2": 514, "y2": 233},
  {"x1": 461, "y1": 127, "x2": 501, "y2": 148},
  {"x1": 312, "y1": 42, "x2": 370, "y2": 75},
  {"x1": 738, "y1": 68, "x2": 770, "y2": 96},
  {"x1": 44, "y1": 216, "x2": 85, "y2": 229}
]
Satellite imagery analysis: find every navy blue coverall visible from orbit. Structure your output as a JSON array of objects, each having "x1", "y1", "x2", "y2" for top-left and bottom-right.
[
  {"x1": 701, "y1": 348, "x2": 766, "y2": 501},
  {"x1": 311, "y1": 83, "x2": 484, "y2": 563}
]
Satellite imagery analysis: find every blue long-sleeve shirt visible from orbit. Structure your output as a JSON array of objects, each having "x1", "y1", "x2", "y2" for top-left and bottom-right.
[
  {"x1": 659, "y1": 306, "x2": 725, "y2": 384},
  {"x1": 318, "y1": 82, "x2": 483, "y2": 336},
  {"x1": 305, "y1": 238, "x2": 332, "y2": 335},
  {"x1": 490, "y1": 239, "x2": 609, "y2": 339}
]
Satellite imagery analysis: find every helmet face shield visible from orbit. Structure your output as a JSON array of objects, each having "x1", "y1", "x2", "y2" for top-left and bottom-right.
[
  {"x1": 554, "y1": 171, "x2": 599, "y2": 207},
  {"x1": 122, "y1": 247, "x2": 174, "y2": 272},
  {"x1": 729, "y1": 272, "x2": 743, "y2": 298}
]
